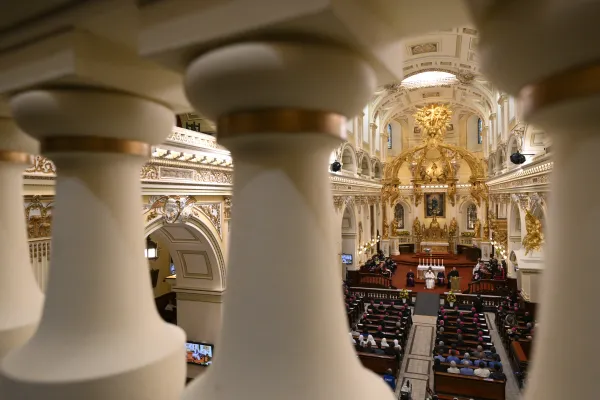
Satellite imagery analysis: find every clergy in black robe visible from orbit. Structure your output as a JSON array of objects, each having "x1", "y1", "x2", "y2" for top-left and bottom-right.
[
  {"x1": 406, "y1": 270, "x2": 415, "y2": 287},
  {"x1": 447, "y1": 267, "x2": 459, "y2": 289},
  {"x1": 436, "y1": 271, "x2": 445, "y2": 286}
]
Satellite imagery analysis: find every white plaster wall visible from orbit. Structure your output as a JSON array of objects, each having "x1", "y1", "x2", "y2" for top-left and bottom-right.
[{"x1": 178, "y1": 299, "x2": 223, "y2": 379}]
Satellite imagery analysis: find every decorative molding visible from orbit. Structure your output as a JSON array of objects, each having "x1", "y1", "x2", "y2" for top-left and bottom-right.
[
  {"x1": 176, "y1": 291, "x2": 224, "y2": 303},
  {"x1": 166, "y1": 128, "x2": 217, "y2": 149},
  {"x1": 223, "y1": 196, "x2": 232, "y2": 219},
  {"x1": 194, "y1": 203, "x2": 222, "y2": 238},
  {"x1": 25, "y1": 156, "x2": 56, "y2": 175},
  {"x1": 25, "y1": 195, "x2": 53, "y2": 239}
]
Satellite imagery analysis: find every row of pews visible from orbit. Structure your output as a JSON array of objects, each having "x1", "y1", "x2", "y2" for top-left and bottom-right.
[
  {"x1": 344, "y1": 288, "x2": 412, "y2": 378},
  {"x1": 494, "y1": 296, "x2": 535, "y2": 388},
  {"x1": 433, "y1": 305, "x2": 507, "y2": 400}
]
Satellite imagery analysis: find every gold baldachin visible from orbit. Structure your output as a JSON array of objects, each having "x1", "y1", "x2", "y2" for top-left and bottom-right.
[
  {"x1": 42, "y1": 136, "x2": 151, "y2": 156},
  {"x1": 0, "y1": 150, "x2": 32, "y2": 164},
  {"x1": 520, "y1": 62, "x2": 600, "y2": 118},
  {"x1": 217, "y1": 109, "x2": 346, "y2": 139}
]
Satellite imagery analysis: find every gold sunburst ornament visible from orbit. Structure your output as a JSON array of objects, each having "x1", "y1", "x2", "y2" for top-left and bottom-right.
[{"x1": 414, "y1": 103, "x2": 453, "y2": 147}]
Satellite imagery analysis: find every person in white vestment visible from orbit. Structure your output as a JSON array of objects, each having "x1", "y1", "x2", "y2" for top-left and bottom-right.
[{"x1": 425, "y1": 267, "x2": 436, "y2": 289}]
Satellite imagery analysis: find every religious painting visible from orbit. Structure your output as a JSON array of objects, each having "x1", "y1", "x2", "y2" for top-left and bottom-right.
[
  {"x1": 424, "y1": 193, "x2": 445, "y2": 218},
  {"x1": 447, "y1": 123, "x2": 454, "y2": 132},
  {"x1": 414, "y1": 126, "x2": 421, "y2": 134}
]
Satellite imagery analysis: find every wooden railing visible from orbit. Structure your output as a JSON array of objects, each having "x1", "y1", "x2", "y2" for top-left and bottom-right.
[
  {"x1": 348, "y1": 287, "x2": 414, "y2": 304},
  {"x1": 467, "y1": 279, "x2": 511, "y2": 295},
  {"x1": 356, "y1": 273, "x2": 392, "y2": 289},
  {"x1": 442, "y1": 293, "x2": 502, "y2": 311}
]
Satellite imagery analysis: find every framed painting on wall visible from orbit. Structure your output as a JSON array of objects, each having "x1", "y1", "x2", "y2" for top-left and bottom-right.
[{"x1": 424, "y1": 193, "x2": 445, "y2": 218}]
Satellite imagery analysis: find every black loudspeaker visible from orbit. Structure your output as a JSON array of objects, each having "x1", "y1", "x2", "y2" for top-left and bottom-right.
[
  {"x1": 331, "y1": 160, "x2": 342, "y2": 172},
  {"x1": 510, "y1": 152, "x2": 526, "y2": 164}
]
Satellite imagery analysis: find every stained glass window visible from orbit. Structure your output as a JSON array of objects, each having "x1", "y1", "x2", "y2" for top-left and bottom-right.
[
  {"x1": 477, "y1": 118, "x2": 483, "y2": 144},
  {"x1": 387, "y1": 124, "x2": 392, "y2": 149}
]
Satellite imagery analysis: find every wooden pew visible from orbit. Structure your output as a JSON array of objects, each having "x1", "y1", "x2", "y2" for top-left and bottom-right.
[
  {"x1": 510, "y1": 340, "x2": 529, "y2": 375},
  {"x1": 357, "y1": 352, "x2": 398, "y2": 375},
  {"x1": 434, "y1": 371, "x2": 506, "y2": 400}
]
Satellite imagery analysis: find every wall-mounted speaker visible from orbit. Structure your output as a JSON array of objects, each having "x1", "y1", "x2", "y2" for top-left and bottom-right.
[
  {"x1": 331, "y1": 161, "x2": 342, "y2": 172},
  {"x1": 510, "y1": 152, "x2": 526, "y2": 164}
]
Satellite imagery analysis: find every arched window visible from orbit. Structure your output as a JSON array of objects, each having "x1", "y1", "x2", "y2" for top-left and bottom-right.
[
  {"x1": 467, "y1": 204, "x2": 477, "y2": 230},
  {"x1": 387, "y1": 123, "x2": 392, "y2": 149},
  {"x1": 394, "y1": 203, "x2": 404, "y2": 229},
  {"x1": 477, "y1": 118, "x2": 483, "y2": 144}
]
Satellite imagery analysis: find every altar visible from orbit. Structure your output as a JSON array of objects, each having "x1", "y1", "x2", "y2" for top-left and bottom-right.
[
  {"x1": 420, "y1": 241, "x2": 449, "y2": 253},
  {"x1": 418, "y1": 212, "x2": 451, "y2": 254}
]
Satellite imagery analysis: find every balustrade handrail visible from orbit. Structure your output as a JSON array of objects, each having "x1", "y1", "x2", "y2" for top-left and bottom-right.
[{"x1": 349, "y1": 286, "x2": 414, "y2": 301}]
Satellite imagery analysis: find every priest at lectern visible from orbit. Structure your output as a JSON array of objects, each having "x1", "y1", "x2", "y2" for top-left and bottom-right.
[{"x1": 447, "y1": 267, "x2": 459, "y2": 289}]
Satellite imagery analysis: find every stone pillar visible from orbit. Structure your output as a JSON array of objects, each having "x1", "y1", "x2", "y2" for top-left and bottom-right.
[
  {"x1": 183, "y1": 41, "x2": 393, "y2": 400},
  {"x1": 389, "y1": 238, "x2": 400, "y2": 256},
  {"x1": 0, "y1": 119, "x2": 44, "y2": 359},
  {"x1": 466, "y1": 1, "x2": 600, "y2": 398},
  {"x1": 1, "y1": 90, "x2": 185, "y2": 399}
]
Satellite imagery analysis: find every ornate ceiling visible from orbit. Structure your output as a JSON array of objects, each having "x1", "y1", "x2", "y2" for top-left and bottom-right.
[{"x1": 371, "y1": 26, "x2": 496, "y2": 127}]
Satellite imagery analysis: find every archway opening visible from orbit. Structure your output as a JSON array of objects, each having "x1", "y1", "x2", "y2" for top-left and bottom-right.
[
  {"x1": 360, "y1": 156, "x2": 370, "y2": 176},
  {"x1": 341, "y1": 148, "x2": 356, "y2": 173}
]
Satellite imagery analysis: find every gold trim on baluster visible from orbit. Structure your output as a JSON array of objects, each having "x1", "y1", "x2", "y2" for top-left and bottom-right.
[
  {"x1": 520, "y1": 63, "x2": 600, "y2": 118},
  {"x1": 41, "y1": 137, "x2": 151, "y2": 157},
  {"x1": 217, "y1": 109, "x2": 347, "y2": 139},
  {"x1": 0, "y1": 150, "x2": 32, "y2": 164}
]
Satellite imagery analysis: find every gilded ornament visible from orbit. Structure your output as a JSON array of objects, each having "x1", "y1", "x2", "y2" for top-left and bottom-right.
[
  {"x1": 522, "y1": 209, "x2": 544, "y2": 255},
  {"x1": 413, "y1": 103, "x2": 453, "y2": 147},
  {"x1": 382, "y1": 219, "x2": 390, "y2": 239},
  {"x1": 25, "y1": 196, "x2": 53, "y2": 239},
  {"x1": 473, "y1": 219, "x2": 481, "y2": 238},
  {"x1": 448, "y1": 217, "x2": 458, "y2": 237},
  {"x1": 412, "y1": 217, "x2": 422, "y2": 238},
  {"x1": 140, "y1": 165, "x2": 159, "y2": 179},
  {"x1": 25, "y1": 156, "x2": 56, "y2": 174}
]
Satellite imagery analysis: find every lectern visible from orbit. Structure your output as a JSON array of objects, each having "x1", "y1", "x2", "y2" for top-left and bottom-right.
[{"x1": 450, "y1": 276, "x2": 462, "y2": 292}]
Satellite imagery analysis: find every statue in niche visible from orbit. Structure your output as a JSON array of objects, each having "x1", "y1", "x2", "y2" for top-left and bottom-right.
[
  {"x1": 449, "y1": 217, "x2": 458, "y2": 237},
  {"x1": 412, "y1": 217, "x2": 422, "y2": 238},
  {"x1": 473, "y1": 219, "x2": 482, "y2": 238}
]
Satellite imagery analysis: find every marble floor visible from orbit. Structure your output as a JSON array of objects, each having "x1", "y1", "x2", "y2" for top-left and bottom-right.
[{"x1": 394, "y1": 312, "x2": 522, "y2": 400}]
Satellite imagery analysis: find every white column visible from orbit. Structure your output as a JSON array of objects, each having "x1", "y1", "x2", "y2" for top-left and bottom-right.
[
  {"x1": 183, "y1": 41, "x2": 393, "y2": 400},
  {"x1": 0, "y1": 119, "x2": 44, "y2": 359},
  {"x1": 1, "y1": 90, "x2": 185, "y2": 399},
  {"x1": 465, "y1": 1, "x2": 600, "y2": 398}
]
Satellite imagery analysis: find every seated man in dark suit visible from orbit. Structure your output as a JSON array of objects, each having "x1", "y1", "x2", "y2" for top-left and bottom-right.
[
  {"x1": 489, "y1": 363, "x2": 507, "y2": 380},
  {"x1": 436, "y1": 270, "x2": 445, "y2": 286}
]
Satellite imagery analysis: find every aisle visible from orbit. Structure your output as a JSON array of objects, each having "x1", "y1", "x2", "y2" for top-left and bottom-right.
[
  {"x1": 485, "y1": 312, "x2": 522, "y2": 400},
  {"x1": 394, "y1": 313, "x2": 437, "y2": 400}
]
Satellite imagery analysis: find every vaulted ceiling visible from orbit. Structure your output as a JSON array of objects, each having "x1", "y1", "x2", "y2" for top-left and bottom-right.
[{"x1": 371, "y1": 26, "x2": 496, "y2": 127}]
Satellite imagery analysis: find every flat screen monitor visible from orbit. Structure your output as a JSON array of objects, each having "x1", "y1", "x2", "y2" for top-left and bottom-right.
[
  {"x1": 341, "y1": 253, "x2": 353, "y2": 265},
  {"x1": 186, "y1": 341, "x2": 213, "y2": 366}
]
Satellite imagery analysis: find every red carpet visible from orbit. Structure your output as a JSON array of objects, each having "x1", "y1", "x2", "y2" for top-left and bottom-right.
[{"x1": 390, "y1": 253, "x2": 475, "y2": 294}]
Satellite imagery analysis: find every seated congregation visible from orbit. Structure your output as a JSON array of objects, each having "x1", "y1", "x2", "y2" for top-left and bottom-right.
[
  {"x1": 343, "y1": 284, "x2": 411, "y2": 390},
  {"x1": 432, "y1": 303, "x2": 507, "y2": 400},
  {"x1": 358, "y1": 250, "x2": 397, "y2": 278}
]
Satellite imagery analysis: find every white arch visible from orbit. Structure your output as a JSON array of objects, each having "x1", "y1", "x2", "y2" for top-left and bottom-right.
[
  {"x1": 372, "y1": 158, "x2": 382, "y2": 179},
  {"x1": 458, "y1": 199, "x2": 478, "y2": 232},
  {"x1": 145, "y1": 213, "x2": 226, "y2": 290},
  {"x1": 357, "y1": 152, "x2": 372, "y2": 177},
  {"x1": 339, "y1": 142, "x2": 358, "y2": 173}
]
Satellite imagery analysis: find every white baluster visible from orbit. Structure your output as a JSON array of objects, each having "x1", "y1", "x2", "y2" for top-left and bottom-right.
[
  {"x1": 1, "y1": 90, "x2": 185, "y2": 400},
  {"x1": 183, "y1": 41, "x2": 393, "y2": 400},
  {"x1": 0, "y1": 119, "x2": 43, "y2": 360}
]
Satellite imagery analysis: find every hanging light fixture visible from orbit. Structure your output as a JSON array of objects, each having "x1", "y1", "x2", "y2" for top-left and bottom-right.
[{"x1": 145, "y1": 236, "x2": 159, "y2": 260}]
